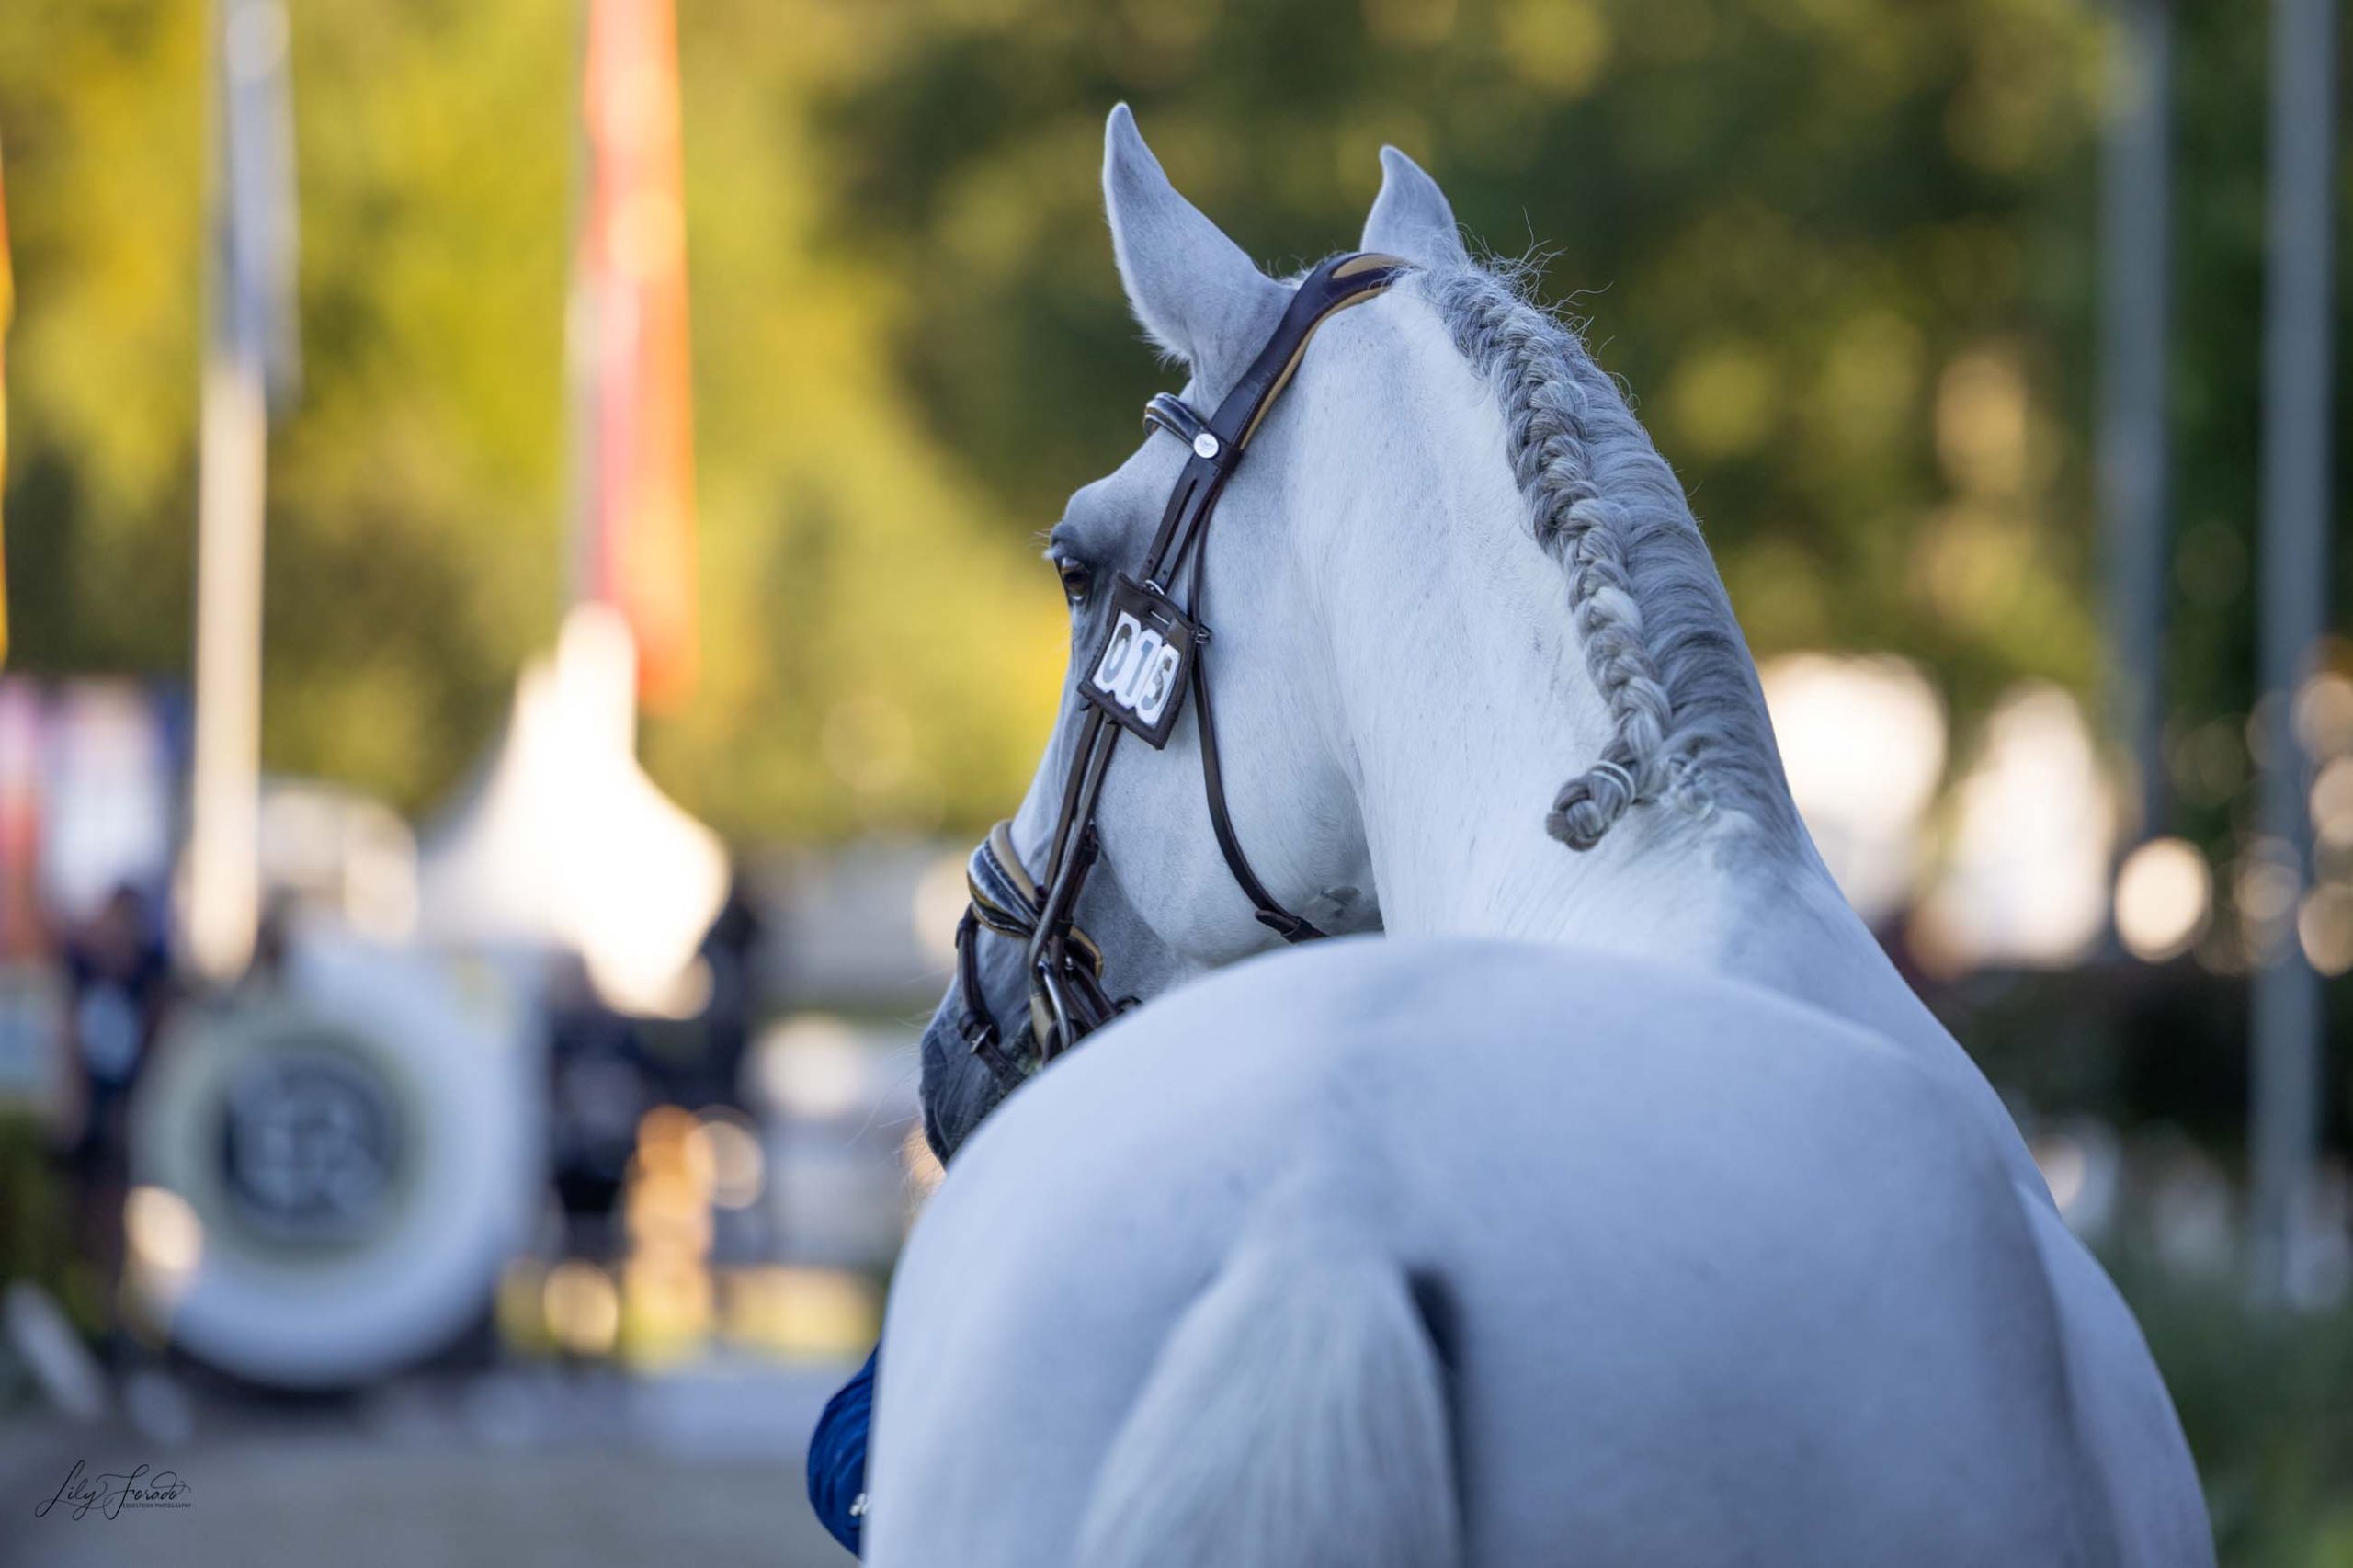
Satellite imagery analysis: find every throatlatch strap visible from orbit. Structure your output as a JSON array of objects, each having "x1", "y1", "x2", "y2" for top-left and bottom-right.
[
  {"x1": 1134, "y1": 254, "x2": 1406, "y2": 944},
  {"x1": 1188, "y1": 525, "x2": 1326, "y2": 942}
]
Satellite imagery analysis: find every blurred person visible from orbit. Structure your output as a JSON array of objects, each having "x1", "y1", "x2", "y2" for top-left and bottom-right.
[
  {"x1": 62, "y1": 882, "x2": 170, "y2": 1159},
  {"x1": 57, "y1": 881, "x2": 172, "y2": 1337},
  {"x1": 545, "y1": 951, "x2": 654, "y2": 1259},
  {"x1": 691, "y1": 869, "x2": 766, "y2": 1112},
  {"x1": 629, "y1": 870, "x2": 769, "y2": 1112},
  {"x1": 243, "y1": 892, "x2": 295, "y2": 990}
]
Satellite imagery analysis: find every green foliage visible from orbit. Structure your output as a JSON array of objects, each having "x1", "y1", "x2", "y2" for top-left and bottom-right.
[
  {"x1": 815, "y1": 0, "x2": 2118, "y2": 732},
  {"x1": 0, "y1": 0, "x2": 1062, "y2": 840},
  {"x1": 0, "y1": 0, "x2": 2333, "y2": 848},
  {"x1": 0, "y1": 1111, "x2": 66, "y2": 1272},
  {"x1": 1, "y1": 0, "x2": 205, "y2": 675},
  {"x1": 2158, "y1": 0, "x2": 2353, "y2": 857},
  {"x1": 2116, "y1": 1251, "x2": 2353, "y2": 1568}
]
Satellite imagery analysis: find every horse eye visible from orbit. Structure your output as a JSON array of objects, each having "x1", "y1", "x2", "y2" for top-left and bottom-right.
[{"x1": 1057, "y1": 560, "x2": 1094, "y2": 605}]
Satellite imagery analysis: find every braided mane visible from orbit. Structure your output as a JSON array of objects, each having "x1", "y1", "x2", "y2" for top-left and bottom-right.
[{"x1": 1424, "y1": 265, "x2": 1800, "y2": 854}]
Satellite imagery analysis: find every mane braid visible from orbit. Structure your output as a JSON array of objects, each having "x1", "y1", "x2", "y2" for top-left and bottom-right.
[{"x1": 1425, "y1": 264, "x2": 1800, "y2": 854}]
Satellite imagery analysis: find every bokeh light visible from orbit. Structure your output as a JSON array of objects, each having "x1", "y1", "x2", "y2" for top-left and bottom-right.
[
  {"x1": 124, "y1": 1184, "x2": 205, "y2": 1301},
  {"x1": 2114, "y1": 837, "x2": 2211, "y2": 963},
  {"x1": 1759, "y1": 653, "x2": 1945, "y2": 922},
  {"x1": 543, "y1": 1260, "x2": 621, "y2": 1357},
  {"x1": 2297, "y1": 885, "x2": 2353, "y2": 977}
]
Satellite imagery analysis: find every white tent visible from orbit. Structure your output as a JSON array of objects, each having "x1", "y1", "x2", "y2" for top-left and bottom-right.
[{"x1": 417, "y1": 604, "x2": 727, "y2": 1017}]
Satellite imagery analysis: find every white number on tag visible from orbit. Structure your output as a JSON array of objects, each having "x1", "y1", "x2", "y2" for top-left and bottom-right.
[
  {"x1": 1114, "y1": 629, "x2": 1165, "y2": 708},
  {"x1": 1131, "y1": 640, "x2": 1181, "y2": 723},
  {"x1": 1078, "y1": 577, "x2": 1201, "y2": 749},
  {"x1": 1092, "y1": 613, "x2": 1142, "y2": 697}
]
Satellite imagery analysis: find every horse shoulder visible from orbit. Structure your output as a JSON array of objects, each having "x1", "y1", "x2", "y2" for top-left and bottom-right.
[{"x1": 2012, "y1": 1183, "x2": 2216, "y2": 1566}]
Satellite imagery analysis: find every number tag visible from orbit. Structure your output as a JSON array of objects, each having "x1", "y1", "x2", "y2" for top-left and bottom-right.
[{"x1": 1080, "y1": 576, "x2": 1200, "y2": 748}]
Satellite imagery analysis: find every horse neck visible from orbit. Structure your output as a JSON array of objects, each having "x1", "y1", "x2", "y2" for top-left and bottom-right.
[
  {"x1": 1334, "y1": 567, "x2": 1950, "y2": 1052},
  {"x1": 1333, "y1": 541, "x2": 1762, "y2": 963},
  {"x1": 1307, "y1": 321, "x2": 1948, "y2": 1052}
]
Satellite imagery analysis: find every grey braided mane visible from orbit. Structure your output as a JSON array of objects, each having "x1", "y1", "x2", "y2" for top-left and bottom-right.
[{"x1": 1425, "y1": 264, "x2": 1800, "y2": 854}]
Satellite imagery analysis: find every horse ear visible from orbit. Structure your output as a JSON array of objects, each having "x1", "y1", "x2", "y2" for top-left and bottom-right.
[
  {"x1": 1362, "y1": 147, "x2": 1469, "y2": 270},
  {"x1": 1103, "y1": 104, "x2": 1284, "y2": 372}
]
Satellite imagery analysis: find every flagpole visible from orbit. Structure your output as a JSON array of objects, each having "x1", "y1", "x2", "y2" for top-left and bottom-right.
[
  {"x1": 188, "y1": 359, "x2": 267, "y2": 981},
  {"x1": 2097, "y1": 0, "x2": 2172, "y2": 855},
  {"x1": 187, "y1": 0, "x2": 296, "y2": 981},
  {"x1": 2250, "y1": 0, "x2": 2337, "y2": 1306}
]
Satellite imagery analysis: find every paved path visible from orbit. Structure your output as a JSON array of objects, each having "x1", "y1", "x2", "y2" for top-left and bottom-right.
[{"x1": 2, "y1": 1361, "x2": 855, "y2": 1568}]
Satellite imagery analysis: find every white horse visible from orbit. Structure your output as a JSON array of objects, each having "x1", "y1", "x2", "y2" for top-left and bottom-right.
[{"x1": 875, "y1": 106, "x2": 2211, "y2": 1568}]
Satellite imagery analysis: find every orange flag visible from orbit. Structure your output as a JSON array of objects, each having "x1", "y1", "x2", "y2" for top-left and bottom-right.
[{"x1": 572, "y1": 0, "x2": 698, "y2": 710}]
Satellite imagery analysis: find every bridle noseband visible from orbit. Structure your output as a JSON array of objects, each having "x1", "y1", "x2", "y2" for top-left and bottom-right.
[{"x1": 954, "y1": 253, "x2": 1410, "y2": 1075}]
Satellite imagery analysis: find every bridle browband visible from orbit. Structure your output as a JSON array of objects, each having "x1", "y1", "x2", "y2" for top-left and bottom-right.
[{"x1": 955, "y1": 252, "x2": 1411, "y2": 1075}]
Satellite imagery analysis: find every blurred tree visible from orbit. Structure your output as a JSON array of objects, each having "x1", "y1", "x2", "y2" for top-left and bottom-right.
[
  {"x1": 2159, "y1": 0, "x2": 2347, "y2": 872},
  {"x1": 0, "y1": 0, "x2": 206, "y2": 678},
  {"x1": 0, "y1": 0, "x2": 1061, "y2": 840},
  {"x1": 0, "y1": 0, "x2": 2340, "y2": 850},
  {"x1": 813, "y1": 0, "x2": 2121, "y2": 734}
]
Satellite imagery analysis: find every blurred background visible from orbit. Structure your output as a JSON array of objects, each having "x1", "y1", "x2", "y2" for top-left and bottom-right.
[{"x1": 0, "y1": 0, "x2": 2347, "y2": 1563}]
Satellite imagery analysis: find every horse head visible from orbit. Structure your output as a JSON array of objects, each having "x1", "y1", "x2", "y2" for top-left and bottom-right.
[{"x1": 919, "y1": 105, "x2": 1792, "y2": 1162}]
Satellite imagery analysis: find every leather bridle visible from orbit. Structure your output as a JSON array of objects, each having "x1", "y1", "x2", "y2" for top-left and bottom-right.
[{"x1": 954, "y1": 253, "x2": 1410, "y2": 1078}]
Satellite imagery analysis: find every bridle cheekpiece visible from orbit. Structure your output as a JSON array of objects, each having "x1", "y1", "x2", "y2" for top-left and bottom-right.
[{"x1": 955, "y1": 252, "x2": 1411, "y2": 1074}]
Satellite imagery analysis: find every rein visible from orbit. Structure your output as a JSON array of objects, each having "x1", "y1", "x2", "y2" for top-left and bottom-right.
[{"x1": 955, "y1": 252, "x2": 1411, "y2": 1073}]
